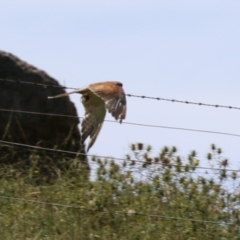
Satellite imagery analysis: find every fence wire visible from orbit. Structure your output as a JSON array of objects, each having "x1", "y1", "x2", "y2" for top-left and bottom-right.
[
  {"x1": 1, "y1": 77, "x2": 240, "y2": 111},
  {"x1": 0, "y1": 140, "x2": 239, "y2": 172},
  {"x1": 1, "y1": 108, "x2": 240, "y2": 139},
  {"x1": 0, "y1": 195, "x2": 233, "y2": 225}
]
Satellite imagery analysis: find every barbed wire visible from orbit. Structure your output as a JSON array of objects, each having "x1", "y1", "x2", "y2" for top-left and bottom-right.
[
  {"x1": 0, "y1": 140, "x2": 239, "y2": 172},
  {"x1": 0, "y1": 195, "x2": 232, "y2": 225},
  {"x1": 127, "y1": 94, "x2": 240, "y2": 110},
  {"x1": 1, "y1": 108, "x2": 240, "y2": 138},
  {"x1": 0, "y1": 78, "x2": 77, "y2": 90},
  {"x1": 1, "y1": 77, "x2": 240, "y2": 111}
]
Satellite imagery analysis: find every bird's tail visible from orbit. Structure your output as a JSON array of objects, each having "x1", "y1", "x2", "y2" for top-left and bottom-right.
[{"x1": 48, "y1": 89, "x2": 82, "y2": 99}]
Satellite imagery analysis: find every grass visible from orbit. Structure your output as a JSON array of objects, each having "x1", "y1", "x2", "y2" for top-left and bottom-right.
[{"x1": 0, "y1": 143, "x2": 240, "y2": 239}]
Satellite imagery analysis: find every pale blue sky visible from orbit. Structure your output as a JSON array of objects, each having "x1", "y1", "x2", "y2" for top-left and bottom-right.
[{"x1": 1, "y1": 1, "x2": 240, "y2": 169}]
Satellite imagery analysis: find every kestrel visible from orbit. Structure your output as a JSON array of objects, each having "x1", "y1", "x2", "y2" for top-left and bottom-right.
[{"x1": 48, "y1": 81, "x2": 127, "y2": 151}]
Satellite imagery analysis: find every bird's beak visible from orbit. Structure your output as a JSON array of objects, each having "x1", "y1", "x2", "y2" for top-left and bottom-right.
[{"x1": 48, "y1": 90, "x2": 80, "y2": 99}]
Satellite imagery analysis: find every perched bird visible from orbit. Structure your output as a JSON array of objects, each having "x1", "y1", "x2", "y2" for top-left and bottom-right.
[{"x1": 48, "y1": 81, "x2": 127, "y2": 151}]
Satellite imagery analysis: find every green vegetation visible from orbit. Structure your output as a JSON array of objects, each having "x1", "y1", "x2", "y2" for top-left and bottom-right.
[{"x1": 0, "y1": 143, "x2": 240, "y2": 239}]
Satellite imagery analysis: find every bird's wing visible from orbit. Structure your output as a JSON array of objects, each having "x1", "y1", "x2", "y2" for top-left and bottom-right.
[
  {"x1": 81, "y1": 89, "x2": 106, "y2": 152},
  {"x1": 48, "y1": 86, "x2": 106, "y2": 151},
  {"x1": 48, "y1": 82, "x2": 126, "y2": 150},
  {"x1": 88, "y1": 82, "x2": 127, "y2": 123}
]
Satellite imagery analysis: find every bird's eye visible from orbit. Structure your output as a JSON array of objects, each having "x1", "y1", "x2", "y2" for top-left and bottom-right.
[{"x1": 116, "y1": 82, "x2": 123, "y2": 87}]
